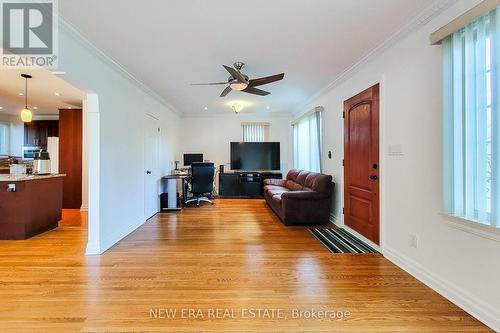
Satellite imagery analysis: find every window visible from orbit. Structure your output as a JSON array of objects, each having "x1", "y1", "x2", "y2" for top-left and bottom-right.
[
  {"x1": 292, "y1": 108, "x2": 323, "y2": 172},
  {"x1": 0, "y1": 123, "x2": 8, "y2": 156},
  {"x1": 242, "y1": 123, "x2": 269, "y2": 142},
  {"x1": 443, "y1": 7, "x2": 499, "y2": 228}
]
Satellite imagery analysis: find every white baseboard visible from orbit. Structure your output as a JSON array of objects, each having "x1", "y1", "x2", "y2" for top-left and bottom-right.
[
  {"x1": 80, "y1": 204, "x2": 88, "y2": 212},
  {"x1": 384, "y1": 246, "x2": 500, "y2": 332},
  {"x1": 327, "y1": 213, "x2": 498, "y2": 330},
  {"x1": 329, "y1": 213, "x2": 339, "y2": 225},
  {"x1": 328, "y1": 213, "x2": 381, "y2": 251}
]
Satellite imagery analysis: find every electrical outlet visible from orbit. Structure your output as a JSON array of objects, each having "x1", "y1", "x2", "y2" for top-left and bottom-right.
[{"x1": 410, "y1": 234, "x2": 418, "y2": 248}]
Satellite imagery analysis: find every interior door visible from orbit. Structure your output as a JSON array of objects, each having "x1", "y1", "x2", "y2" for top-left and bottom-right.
[
  {"x1": 144, "y1": 114, "x2": 160, "y2": 219},
  {"x1": 344, "y1": 84, "x2": 380, "y2": 244}
]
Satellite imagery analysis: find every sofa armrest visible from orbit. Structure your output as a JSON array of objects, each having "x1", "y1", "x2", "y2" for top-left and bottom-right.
[
  {"x1": 280, "y1": 191, "x2": 332, "y2": 225},
  {"x1": 281, "y1": 191, "x2": 328, "y2": 200},
  {"x1": 263, "y1": 178, "x2": 286, "y2": 187}
]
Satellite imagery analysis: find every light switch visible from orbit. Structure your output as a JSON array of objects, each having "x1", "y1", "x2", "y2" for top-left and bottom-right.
[{"x1": 388, "y1": 144, "x2": 403, "y2": 156}]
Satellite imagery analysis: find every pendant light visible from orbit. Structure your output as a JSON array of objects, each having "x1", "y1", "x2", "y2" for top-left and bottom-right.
[{"x1": 20, "y1": 74, "x2": 33, "y2": 123}]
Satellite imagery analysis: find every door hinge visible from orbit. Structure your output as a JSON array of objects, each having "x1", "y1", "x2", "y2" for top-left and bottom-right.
[
  {"x1": 342, "y1": 159, "x2": 344, "y2": 166},
  {"x1": 342, "y1": 207, "x2": 344, "y2": 214},
  {"x1": 158, "y1": 127, "x2": 160, "y2": 132}
]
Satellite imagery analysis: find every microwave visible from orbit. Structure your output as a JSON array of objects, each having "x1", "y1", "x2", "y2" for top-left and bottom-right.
[{"x1": 22, "y1": 147, "x2": 44, "y2": 160}]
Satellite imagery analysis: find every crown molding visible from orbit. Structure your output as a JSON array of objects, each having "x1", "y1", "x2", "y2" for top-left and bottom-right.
[
  {"x1": 293, "y1": 0, "x2": 458, "y2": 116},
  {"x1": 181, "y1": 111, "x2": 293, "y2": 118},
  {"x1": 57, "y1": 15, "x2": 182, "y2": 116}
]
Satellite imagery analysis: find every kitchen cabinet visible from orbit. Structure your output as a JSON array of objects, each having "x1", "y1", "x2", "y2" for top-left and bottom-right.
[
  {"x1": 59, "y1": 109, "x2": 82, "y2": 209},
  {"x1": 0, "y1": 175, "x2": 64, "y2": 239},
  {"x1": 24, "y1": 120, "x2": 59, "y2": 147}
]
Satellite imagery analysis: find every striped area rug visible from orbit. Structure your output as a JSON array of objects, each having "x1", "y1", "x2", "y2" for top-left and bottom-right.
[{"x1": 309, "y1": 228, "x2": 379, "y2": 254}]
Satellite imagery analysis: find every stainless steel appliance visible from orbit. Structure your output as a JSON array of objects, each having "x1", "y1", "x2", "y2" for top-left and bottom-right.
[
  {"x1": 22, "y1": 146, "x2": 43, "y2": 160},
  {"x1": 33, "y1": 151, "x2": 51, "y2": 175}
]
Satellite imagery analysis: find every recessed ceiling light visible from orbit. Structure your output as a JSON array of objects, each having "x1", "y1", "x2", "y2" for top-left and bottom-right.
[
  {"x1": 266, "y1": 106, "x2": 270, "y2": 110},
  {"x1": 54, "y1": 92, "x2": 60, "y2": 96},
  {"x1": 0, "y1": 106, "x2": 3, "y2": 109},
  {"x1": 33, "y1": 106, "x2": 38, "y2": 110},
  {"x1": 18, "y1": 92, "x2": 24, "y2": 96},
  {"x1": 204, "y1": 106, "x2": 208, "y2": 111}
]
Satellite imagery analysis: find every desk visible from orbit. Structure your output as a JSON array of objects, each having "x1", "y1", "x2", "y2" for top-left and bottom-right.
[{"x1": 161, "y1": 174, "x2": 188, "y2": 211}]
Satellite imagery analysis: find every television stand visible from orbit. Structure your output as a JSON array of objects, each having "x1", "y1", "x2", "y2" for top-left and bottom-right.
[{"x1": 219, "y1": 171, "x2": 282, "y2": 198}]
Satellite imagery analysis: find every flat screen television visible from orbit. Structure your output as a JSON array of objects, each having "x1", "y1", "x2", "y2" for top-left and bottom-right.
[{"x1": 230, "y1": 142, "x2": 280, "y2": 171}]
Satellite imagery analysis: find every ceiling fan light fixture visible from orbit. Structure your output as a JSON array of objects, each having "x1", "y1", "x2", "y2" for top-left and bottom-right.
[
  {"x1": 231, "y1": 103, "x2": 244, "y2": 114},
  {"x1": 229, "y1": 82, "x2": 248, "y2": 91}
]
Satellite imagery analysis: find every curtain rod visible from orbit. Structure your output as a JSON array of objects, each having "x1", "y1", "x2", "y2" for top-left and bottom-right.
[
  {"x1": 292, "y1": 106, "x2": 324, "y2": 125},
  {"x1": 241, "y1": 122, "x2": 271, "y2": 126},
  {"x1": 430, "y1": 0, "x2": 500, "y2": 45}
]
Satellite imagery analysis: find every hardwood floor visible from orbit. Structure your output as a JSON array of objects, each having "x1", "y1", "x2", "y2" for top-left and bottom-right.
[{"x1": 0, "y1": 199, "x2": 490, "y2": 332}]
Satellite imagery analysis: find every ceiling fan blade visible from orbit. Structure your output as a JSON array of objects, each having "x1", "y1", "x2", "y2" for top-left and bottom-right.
[
  {"x1": 223, "y1": 65, "x2": 247, "y2": 83},
  {"x1": 220, "y1": 86, "x2": 232, "y2": 97},
  {"x1": 191, "y1": 82, "x2": 228, "y2": 86},
  {"x1": 242, "y1": 87, "x2": 270, "y2": 96},
  {"x1": 248, "y1": 73, "x2": 284, "y2": 87}
]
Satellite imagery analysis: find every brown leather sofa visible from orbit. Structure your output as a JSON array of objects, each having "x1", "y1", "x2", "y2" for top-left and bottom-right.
[{"x1": 263, "y1": 169, "x2": 334, "y2": 226}]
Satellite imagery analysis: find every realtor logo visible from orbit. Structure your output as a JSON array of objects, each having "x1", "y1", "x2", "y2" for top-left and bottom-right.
[{"x1": 1, "y1": 0, "x2": 58, "y2": 68}]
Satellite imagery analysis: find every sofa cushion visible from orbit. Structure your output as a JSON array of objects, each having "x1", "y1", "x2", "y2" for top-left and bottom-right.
[
  {"x1": 285, "y1": 180, "x2": 303, "y2": 191},
  {"x1": 311, "y1": 174, "x2": 333, "y2": 193},
  {"x1": 286, "y1": 169, "x2": 301, "y2": 181},
  {"x1": 267, "y1": 188, "x2": 290, "y2": 197},
  {"x1": 264, "y1": 185, "x2": 287, "y2": 193},
  {"x1": 296, "y1": 171, "x2": 309, "y2": 186}
]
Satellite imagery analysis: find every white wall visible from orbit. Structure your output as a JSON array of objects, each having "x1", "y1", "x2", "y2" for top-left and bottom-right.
[
  {"x1": 300, "y1": 0, "x2": 500, "y2": 330},
  {"x1": 57, "y1": 21, "x2": 181, "y2": 254},
  {"x1": 180, "y1": 113, "x2": 292, "y2": 175}
]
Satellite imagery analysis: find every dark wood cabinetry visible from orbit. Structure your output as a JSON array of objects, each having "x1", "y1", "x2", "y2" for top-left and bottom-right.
[
  {"x1": 219, "y1": 172, "x2": 282, "y2": 198},
  {"x1": 24, "y1": 120, "x2": 59, "y2": 147},
  {"x1": 59, "y1": 109, "x2": 82, "y2": 209},
  {"x1": 0, "y1": 176, "x2": 64, "y2": 240}
]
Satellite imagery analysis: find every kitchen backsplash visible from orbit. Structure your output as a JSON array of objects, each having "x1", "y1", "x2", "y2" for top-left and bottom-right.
[{"x1": 0, "y1": 157, "x2": 32, "y2": 168}]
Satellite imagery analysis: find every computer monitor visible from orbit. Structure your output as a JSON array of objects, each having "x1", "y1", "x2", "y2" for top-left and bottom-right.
[{"x1": 183, "y1": 153, "x2": 204, "y2": 166}]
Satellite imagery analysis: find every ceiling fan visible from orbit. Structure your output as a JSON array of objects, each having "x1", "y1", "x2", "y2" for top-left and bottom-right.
[{"x1": 191, "y1": 62, "x2": 284, "y2": 97}]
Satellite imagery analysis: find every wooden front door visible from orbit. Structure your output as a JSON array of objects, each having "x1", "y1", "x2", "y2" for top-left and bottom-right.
[{"x1": 344, "y1": 84, "x2": 380, "y2": 244}]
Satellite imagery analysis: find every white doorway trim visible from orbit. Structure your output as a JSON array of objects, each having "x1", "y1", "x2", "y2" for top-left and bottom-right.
[{"x1": 84, "y1": 93, "x2": 101, "y2": 255}]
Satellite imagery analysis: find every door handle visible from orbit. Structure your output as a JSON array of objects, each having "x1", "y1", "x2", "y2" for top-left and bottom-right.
[
  {"x1": 369, "y1": 175, "x2": 378, "y2": 180},
  {"x1": 146, "y1": 171, "x2": 152, "y2": 175}
]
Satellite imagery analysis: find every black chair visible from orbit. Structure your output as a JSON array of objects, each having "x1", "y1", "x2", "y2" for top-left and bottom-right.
[{"x1": 185, "y1": 162, "x2": 215, "y2": 206}]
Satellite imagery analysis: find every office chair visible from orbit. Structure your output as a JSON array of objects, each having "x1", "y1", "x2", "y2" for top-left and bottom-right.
[{"x1": 185, "y1": 162, "x2": 215, "y2": 206}]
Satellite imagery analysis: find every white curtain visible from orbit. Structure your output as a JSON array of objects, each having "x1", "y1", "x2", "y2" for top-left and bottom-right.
[
  {"x1": 443, "y1": 6, "x2": 500, "y2": 227},
  {"x1": 0, "y1": 123, "x2": 8, "y2": 156},
  {"x1": 242, "y1": 123, "x2": 268, "y2": 142},
  {"x1": 292, "y1": 110, "x2": 323, "y2": 172}
]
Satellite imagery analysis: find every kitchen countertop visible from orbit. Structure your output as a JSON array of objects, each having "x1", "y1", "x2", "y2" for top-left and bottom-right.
[{"x1": 0, "y1": 174, "x2": 66, "y2": 182}]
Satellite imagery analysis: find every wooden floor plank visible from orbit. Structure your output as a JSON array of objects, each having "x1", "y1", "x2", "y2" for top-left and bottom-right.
[{"x1": 0, "y1": 199, "x2": 491, "y2": 332}]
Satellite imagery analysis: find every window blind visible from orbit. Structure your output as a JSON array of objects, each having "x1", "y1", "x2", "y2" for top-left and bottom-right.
[
  {"x1": 0, "y1": 123, "x2": 8, "y2": 156},
  {"x1": 442, "y1": 6, "x2": 500, "y2": 227},
  {"x1": 242, "y1": 123, "x2": 269, "y2": 142}
]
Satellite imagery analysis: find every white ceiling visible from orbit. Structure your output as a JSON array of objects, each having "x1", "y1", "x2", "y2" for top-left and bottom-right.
[
  {"x1": 58, "y1": 0, "x2": 444, "y2": 115},
  {"x1": 0, "y1": 69, "x2": 84, "y2": 117}
]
